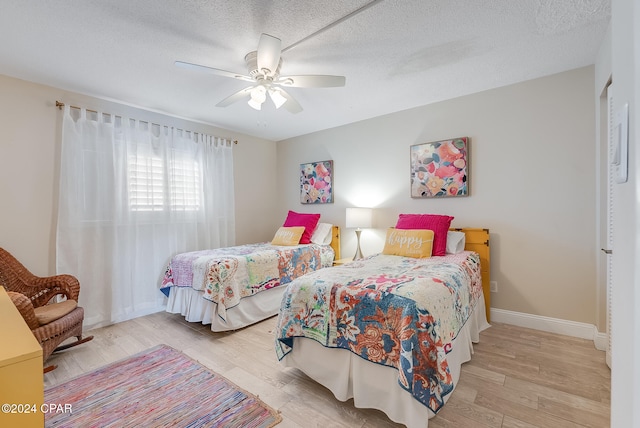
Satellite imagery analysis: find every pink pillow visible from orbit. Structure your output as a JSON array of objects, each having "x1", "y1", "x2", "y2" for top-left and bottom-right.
[
  {"x1": 282, "y1": 211, "x2": 321, "y2": 244},
  {"x1": 395, "y1": 214, "x2": 454, "y2": 256}
]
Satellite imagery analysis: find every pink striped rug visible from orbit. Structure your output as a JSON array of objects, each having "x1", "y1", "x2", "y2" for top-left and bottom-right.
[{"x1": 45, "y1": 344, "x2": 282, "y2": 427}]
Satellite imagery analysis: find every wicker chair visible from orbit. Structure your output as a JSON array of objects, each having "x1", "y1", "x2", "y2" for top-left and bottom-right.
[{"x1": 0, "y1": 247, "x2": 93, "y2": 371}]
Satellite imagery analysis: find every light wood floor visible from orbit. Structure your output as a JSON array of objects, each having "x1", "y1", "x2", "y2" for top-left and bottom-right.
[{"x1": 44, "y1": 312, "x2": 610, "y2": 428}]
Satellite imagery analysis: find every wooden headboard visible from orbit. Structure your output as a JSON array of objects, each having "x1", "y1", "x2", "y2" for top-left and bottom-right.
[
  {"x1": 330, "y1": 225, "x2": 341, "y2": 260},
  {"x1": 451, "y1": 228, "x2": 491, "y2": 322}
]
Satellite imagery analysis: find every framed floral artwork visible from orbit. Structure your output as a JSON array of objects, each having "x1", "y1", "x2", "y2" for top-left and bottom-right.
[
  {"x1": 300, "y1": 160, "x2": 333, "y2": 204},
  {"x1": 410, "y1": 137, "x2": 469, "y2": 198}
]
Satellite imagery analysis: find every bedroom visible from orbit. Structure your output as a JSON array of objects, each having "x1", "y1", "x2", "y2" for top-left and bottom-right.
[{"x1": 0, "y1": 1, "x2": 638, "y2": 427}]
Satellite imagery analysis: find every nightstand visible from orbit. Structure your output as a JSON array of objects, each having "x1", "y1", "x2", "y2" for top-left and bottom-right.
[{"x1": 333, "y1": 258, "x2": 352, "y2": 266}]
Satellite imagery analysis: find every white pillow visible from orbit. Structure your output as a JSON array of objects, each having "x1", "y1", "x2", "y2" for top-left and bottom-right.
[
  {"x1": 310, "y1": 223, "x2": 333, "y2": 245},
  {"x1": 446, "y1": 231, "x2": 466, "y2": 254}
]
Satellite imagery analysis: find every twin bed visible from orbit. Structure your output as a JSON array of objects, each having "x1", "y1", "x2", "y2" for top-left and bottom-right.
[
  {"x1": 159, "y1": 212, "x2": 490, "y2": 427},
  {"x1": 160, "y1": 211, "x2": 341, "y2": 331},
  {"x1": 275, "y1": 226, "x2": 491, "y2": 428}
]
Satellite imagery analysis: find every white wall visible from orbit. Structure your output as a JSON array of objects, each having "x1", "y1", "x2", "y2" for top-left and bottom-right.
[
  {"x1": 277, "y1": 66, "x2": 598, "y2": 325},
  {"x1": 609, "y1": 0, "x2": 640, "y2": 425},
  {"x1": 0, "y1": 74, "x2": 280, "y2": 276}
]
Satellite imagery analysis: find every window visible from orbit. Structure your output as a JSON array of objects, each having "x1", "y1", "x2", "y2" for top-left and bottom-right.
[
  {"x1": 59, "y1": 105, "x2": 235, "y2": 329},
  {"x1": 169, "y1": 157, "x2": 201, "y2": 212},
  {"x1": 128, "y1": 153, "x2": 200, "y2": 212}
]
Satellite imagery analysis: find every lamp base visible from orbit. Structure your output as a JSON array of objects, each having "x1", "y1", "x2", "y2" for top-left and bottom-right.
[{"x1": 352, "y1": 229, "x2": 364, "y2": 260}]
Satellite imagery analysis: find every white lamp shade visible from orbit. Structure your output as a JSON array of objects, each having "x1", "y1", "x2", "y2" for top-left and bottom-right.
[
  {"x1": 346, "y1": 207, "x2": 372, "y2": 229},
  {"x1": 248, "y1": 85, "x2": 267, "y2": 110},
  {"x1": 247, "y1": 98, "x2": 262, "y2": 110},
  {"x1": 250, "y1": 85, "x2": 267, "y2": 103},
  {"x1": 269, "y1": 88, "x2": 287, "y2": 109}
]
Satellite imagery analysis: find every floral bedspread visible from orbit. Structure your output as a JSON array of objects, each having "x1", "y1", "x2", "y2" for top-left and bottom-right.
[
  {"x1": 160, "y1": 243, "x2": 334, "y2": 320},
  {"x1": 275, "y1": 251, "x2": 482, "y2": 413}
]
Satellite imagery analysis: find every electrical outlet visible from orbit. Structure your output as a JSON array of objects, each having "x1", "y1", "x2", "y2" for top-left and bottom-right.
[{"x1": 490, "y1": 281, "x2": 498, "y2": 292}]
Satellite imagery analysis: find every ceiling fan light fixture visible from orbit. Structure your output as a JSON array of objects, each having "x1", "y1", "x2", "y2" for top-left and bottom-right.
[
  {"x1": 248, "y1": 98, "x2": 262, "y2": 110},
  {"x1": 248, "y1": 85, "x2": 267, "y2": 110},
  {"x1": 268, "y1": 88, "x2": 287, "y2": 109},
  {"x1": 250, "y1": 85, "x2": 266, "y2": 102},
  {"x1": 178, "y1": 33, "x2": 344, "y2": 115}
]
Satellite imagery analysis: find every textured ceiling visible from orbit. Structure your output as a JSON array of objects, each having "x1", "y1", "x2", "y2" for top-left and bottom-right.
[{"x1": 0, "y1": 0, "x2": 610, "y2": 141}]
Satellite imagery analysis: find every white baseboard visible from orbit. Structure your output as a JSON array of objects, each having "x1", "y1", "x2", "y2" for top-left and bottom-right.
[{"x1": 490, "y1": 308, "x2": 608, "y2": 351}]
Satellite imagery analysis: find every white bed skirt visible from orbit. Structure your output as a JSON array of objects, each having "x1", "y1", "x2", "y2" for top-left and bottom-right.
[
  {"x1": 280, "y1": 296, "x2": 491, "y2": 428},
  {"x1": 165, "y1": 286, "x2": 287, "y2": 332}
]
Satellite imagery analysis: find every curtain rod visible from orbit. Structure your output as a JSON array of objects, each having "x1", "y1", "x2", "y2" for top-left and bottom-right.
[{"x1": 55, "y1": 101, "x2": 238, "y2": 144}]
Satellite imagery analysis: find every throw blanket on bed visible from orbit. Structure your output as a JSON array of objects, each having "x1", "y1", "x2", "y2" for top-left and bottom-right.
[
  {"x1": 275, "y1": 251, "x2": 482, "y2": 413},
  {"x1": 160, "y1": 243, "x2": 334, "y2": 320}
]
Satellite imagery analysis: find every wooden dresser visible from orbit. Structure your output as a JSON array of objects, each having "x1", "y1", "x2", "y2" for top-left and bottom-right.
[{"x1": 0, "y1": 286, "x2": 44, "y2": 427}]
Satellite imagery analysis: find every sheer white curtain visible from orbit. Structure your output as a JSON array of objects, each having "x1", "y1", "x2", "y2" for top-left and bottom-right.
[{"x1": 56, "y1": 105, "x2": 235, "y2": 329}]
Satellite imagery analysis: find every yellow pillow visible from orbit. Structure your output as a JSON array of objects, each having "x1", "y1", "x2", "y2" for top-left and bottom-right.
[
  {"x1": 382, "y1": 228, "x2": 434, "y2": 258},
  {"x1": 271, "y1": 226, "x2": 306, "y2": 246}
]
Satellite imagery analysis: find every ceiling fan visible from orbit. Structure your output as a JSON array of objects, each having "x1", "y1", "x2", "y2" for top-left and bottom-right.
[{"x1": 175, "y1": 33, "x2": 346, "y2": 114}]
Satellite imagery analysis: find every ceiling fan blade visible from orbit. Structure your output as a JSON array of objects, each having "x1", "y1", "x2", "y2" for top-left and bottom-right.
[
  {"x1": 275, "y1": 75, "x2": 346, "y2": 88},
  {"x1": 257, "y1": 34, "x2": 281, "y2": 77},
  {"x1": 277, "y1": 89, "x2": 303, "y2": 114},
  {"x1": 175, "y1": 61, "x2": 253, "y2": 82},
  {"x1": 215, "y1": 86, "x2": 255, "y2": 107}
]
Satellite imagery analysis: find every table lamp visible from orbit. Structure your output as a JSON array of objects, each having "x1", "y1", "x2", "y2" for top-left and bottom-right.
[{"x1": 345, "y1": 207, "x2": 372, "y2": 260}]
